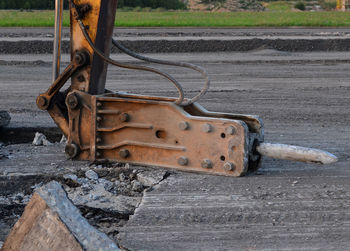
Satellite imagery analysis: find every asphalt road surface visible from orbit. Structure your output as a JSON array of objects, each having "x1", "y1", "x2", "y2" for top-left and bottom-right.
[
  {"x1": 2, "y1": 27, "x2": 350, "y2": 38},
  {"x1": 0, "y1": 50, "x2": 350, "y2": 250}
]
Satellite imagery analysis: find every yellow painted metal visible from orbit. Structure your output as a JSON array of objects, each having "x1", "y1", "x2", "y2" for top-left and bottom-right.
[{"x1": 70, "y1": 0, "x2": 102, "y2": 92}]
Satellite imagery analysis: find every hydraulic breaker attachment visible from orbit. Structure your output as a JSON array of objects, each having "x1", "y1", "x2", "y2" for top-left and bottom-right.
[
  {"x1": 64, "y1": 91, "x2": 263, "y2": 177},
  {"x1": 36, "y1": 0, "x2": 337, "y2": 177}
]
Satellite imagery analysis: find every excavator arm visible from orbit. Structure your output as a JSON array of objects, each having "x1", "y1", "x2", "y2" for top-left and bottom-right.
[{"x1": 37, "y1": 0, "x2": 337, "y2": 177}]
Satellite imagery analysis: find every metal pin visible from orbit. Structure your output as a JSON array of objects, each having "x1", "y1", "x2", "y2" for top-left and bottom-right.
[
  {"x1": 120, "y1": 113, "x2": 130, "y2": 122},
  {"x1": 202, "y1": 123, "x2": 212, "y2": 133},
  {"x1": 201, "y1": 159, "x2": 213, "y2": 169},
  {"x1": 119, "y1": 149, "x2": 130, "y2": 158},
  {"x1": 225, "y1": 126, "x2": 236, "y2": 135},
  {"x1": 178, "y1": 156, "x2": 188, "y2": 166},
  {"x1": 66, "y1": 93, "x2": 79, "y2": 110},
  {"x1": 179, "y1": 121, "x2": 189, "y2": 130},
  {"x1": 65, "y1": 143, "x2": 79, "y2": 158},
  {"x1": 223, "y1": 162, "x2": 235, "y2": 171}
]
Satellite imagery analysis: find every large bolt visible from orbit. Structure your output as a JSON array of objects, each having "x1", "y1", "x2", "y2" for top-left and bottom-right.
[
  {"x1": 74, "y1": 51, "x2": 88, "y2": 65},
  {"x1": 179, "y1": 121, "x2": 190, "y2": 130},
  {"x1": 96, "y1": 116, "x2": 103, "y2": 123},
  {"x1": 119, "y1": 149, "x2": 130, "y2": 158},
  {"x1": 65, "y1": 143, "x2": 79, "y2": 159},
  {"x1": 201, "y1": 159, "x2": 213, "y2": 169},
  {"x1": 178, "y1": 156, "x2": 188, "y2": 166},
  {"x1": 66, "y1": 93, "x2": 79, "y2": 110},
  {"x1": 223, "y1": 162, "x2": 236, "y2": 171},
  {"x1": 119, "y1": 113, "x2": 130, "y2": 122},
  {"x1": 96, "y1": 102, "x2": 102, "y2": 108},
  {"x1": 225, "y1": 126, "x2": 236, "y2": 135},
  {"x1": 96, "y1": 137, "x2": 102, "y2": 143},
  {"x1": 36, "y1": 95, "x2": 48, "y2": 110},
  {"x1": 202, "y1": 123, "x2": 213, "y2": 133}
]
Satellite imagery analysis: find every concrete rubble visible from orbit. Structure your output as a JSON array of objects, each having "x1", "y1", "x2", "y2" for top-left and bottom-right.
[
  {"x1": 136, "y1": 170, "x2": 167, "y2": 187},
  {"x1": 60, "y1": 164, "x2": 169, "y2": 241},
  {"x1": 2, "y1": 181, "x2": 120, "y2": 250},
  {"x1": 32, "y1": 132, "x2": 53, "y2": 146}
]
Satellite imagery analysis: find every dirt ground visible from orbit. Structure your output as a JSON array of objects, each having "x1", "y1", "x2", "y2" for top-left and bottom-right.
[{"x1": 0, "y1": 48, "x2": 349, "y2": 249}]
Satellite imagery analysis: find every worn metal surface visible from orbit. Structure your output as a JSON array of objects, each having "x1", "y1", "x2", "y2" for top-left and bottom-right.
[
  {"x1": 65, "y1": 91, "x2": 263, "y2": 177},
  {"x1": 88, "y1": 0, "x2": 118, "y2": 94},
  {"x1": 70, "y1": 0, "x2": 118, "y2": 94},
  {"x1": 256, "y1": 143, "x2": 337, "y2": 164},
  {"x1": 36, "y1": 50, "x2": 90, "y2": 137},
  {"x1": 36, "y1": 0, "x2": 336, "y2": 176},
  {"x1": 36, "y1": 1, "x2": 266, "y2": 176},
  {"x1": 52, "y1": 0, "x2": 64, "y2": 82}
]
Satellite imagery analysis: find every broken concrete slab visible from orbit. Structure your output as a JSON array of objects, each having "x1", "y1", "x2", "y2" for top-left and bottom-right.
[
  {"x1": 0, "y1": 142, "x2": 165, "y2": 244},
  {"x1": 136, "y1": 169, "x2": 167, "y2": 187},
  {"x1": 0, "y1": 111, "x2": 10, "y2": 128},
  {"x1": 2, "y1": 181, "x2": 120, "y2": 251},
  {"x1": 67, "y1": 181, "x2": 141, "y2": 216},
  {"x1": 118, "y1": 159, "x2": 350, "y2": 250}
]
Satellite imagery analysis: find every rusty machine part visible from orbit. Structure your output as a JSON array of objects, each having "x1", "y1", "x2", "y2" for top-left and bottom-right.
[{"x1": 37, "y1": 0, "x2": 337, "y2": 177}]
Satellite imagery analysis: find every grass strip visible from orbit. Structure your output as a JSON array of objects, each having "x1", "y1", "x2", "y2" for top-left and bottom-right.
[{"x1": 0, "y1": 10, "x2": 350, "y2": 27}]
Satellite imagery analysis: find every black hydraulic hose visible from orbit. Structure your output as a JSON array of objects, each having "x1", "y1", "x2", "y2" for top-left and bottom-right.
[
  {"x1": 112, "y1": 39, "x2": 211, "y2": 106},
  {"x1": 71, "y1": 2, "x2": 184, "y2": 105}
]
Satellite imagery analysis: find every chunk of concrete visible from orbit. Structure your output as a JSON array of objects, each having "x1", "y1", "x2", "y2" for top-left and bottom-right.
[
  {"x1": 85, "y1": 170, "x2": 99, "y2": 180},
  {"x1": 2, "y1": 181, "x2": 120, "y2": 251},
  {"x1": 0, "y1": 111, "x2": 10, "y2": 128},
  {"x1": 137, "y1": 170, "x2": 166, "y2": 187},
  {"x1": 68, "y1": 182, "x2": 141, "y2": 215},
  {"x1": 32, "y1": 132, "x2": 53, "y2": 146}
]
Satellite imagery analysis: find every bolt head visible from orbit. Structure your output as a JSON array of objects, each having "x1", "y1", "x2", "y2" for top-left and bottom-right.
[
  {"x1": 74, "y1": 51, "x2": 87, "y2": 65},
  {"x1": 119, "y1": 149, "x2": 130, "y2": 158},
  {"x1": 96, "y1": 137, "x2": 102, "y2": 143},
  {"x1": 179, "y1": 121, "x2": 190, "y2": 130},
  {"x1": 65, "y1": 143, "x2": 79, "y2": 158},
  {"x1": 97, "y1": 102, "x2": 102, "y2": 107},
  {"x1": 119, "y1": 113, "x2": 130, "y2": 122},
  {"x1": 202, "y1": 123, "x2": 213, "y2": 133},
  {"x1": 96, "y1": 116, "x2": 102, "y2": 122},
  {"x1": 225, "y1": 126, "x2": 236, "y2": 135},
  {"x1": 36, "y1": 95, "x2": 48, "y2": 110},
  {"x1": 178, "y1": 156, "x2": 188, "y2": 166},
  {"x1": 201, "y1": 159, "x2": 213, "y2": 169},
  {"x1": 66, "y1": 93, "x2": 79, "y2": 110},
  {"x1": 223, "y1": 162, "x2": 235, "y2": 171}
]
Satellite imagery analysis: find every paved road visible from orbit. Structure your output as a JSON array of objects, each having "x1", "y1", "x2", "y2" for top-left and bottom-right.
[
  {"x1": 2, "y1": 27, "x2": 350, "y2": 38},
  {"x1": 0, "y1": 50, "x2": 350, "y2": 249},
  {"x1": 2, "y1": 28, "x2": 350, "y2": 54}
]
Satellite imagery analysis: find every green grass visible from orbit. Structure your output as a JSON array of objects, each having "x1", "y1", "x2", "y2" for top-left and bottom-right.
[
  {"x1": 266, "y1": 1, "x2": 293, "y2": 11},
  {"x1": 1, "y1": 10, "x2": 350, "y2": 27}
]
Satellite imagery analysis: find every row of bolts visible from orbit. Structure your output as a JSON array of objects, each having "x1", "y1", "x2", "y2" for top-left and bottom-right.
[{"x1": 95, "y1": 102, "x2": 237, "y2": 172}]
